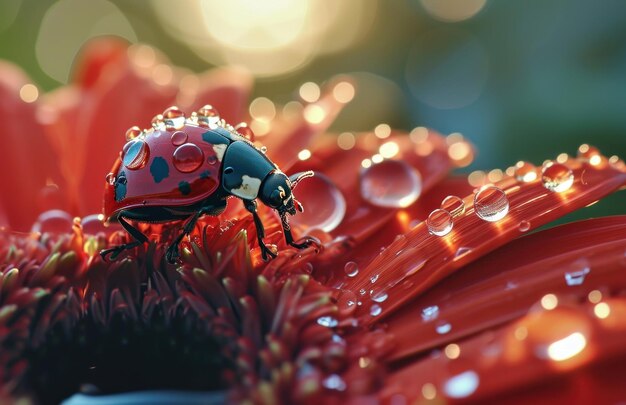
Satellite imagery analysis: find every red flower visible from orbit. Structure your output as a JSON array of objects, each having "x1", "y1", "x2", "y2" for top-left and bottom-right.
[{"x1": 1, "y1": 38, "x2": 625, "y2": 404}]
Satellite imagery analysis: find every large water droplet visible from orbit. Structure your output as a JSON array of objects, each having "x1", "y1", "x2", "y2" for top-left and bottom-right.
[
  {"x1": 564, "y1": 259, "x2": 590, "y2": 286},
  {"x1": 171, "y1": 131, "x2": 188, "y2": 146},
  {"x1": 441, "y1": 195, "x2": 465, "y2": 217},
  {"x1": 163, "y1": 106, "x2": 186, "y2": 130},
  {"x1": 123, "y1": 140, "x2": 150, "y2": 170},
  {"x1": 360, "y1": 160, "x2": 422, "y2": 208},
  {"x1": 344, "y1": 261, "x2": 359, "y2": 277},
  {"x1": 474, "y1": 186, "x2": 509, "y2": 222},
  {"x1": 197, "y1": 105, "x2": 220, "y2": 128},
  {"x1": 421, "y1": 305, "x2": 439, "y2": 322},
  {"x1": 427, "y1": 209, "x2": 453, "y2": 236},
  {"x1": 125, "y1": 126, "x2": 142, "y2": 141},
  {"x1": 173, "y1": 144, "x2": 204, "y2": 173},
  {"x1": 370, "y1": 287, "x2": 388, "y2": 303},
  {"x1": 32, "y1": 209, "x2": 73, "y2": 234},
  {"x1": 289, "y1": 172, "x2": 346, "y2": 233},
  {"x1": 514, "y1": 161, "x2": 538, "y2": 182},
  {"x1": 542, "y1": 162, "x2": 574, "y2": 192}
]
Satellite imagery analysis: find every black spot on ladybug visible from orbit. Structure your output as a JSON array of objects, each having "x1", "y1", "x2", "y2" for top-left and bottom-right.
[
  {"x1": 202, "y1": 130, "x2": 229, "y2": 145},
  {"x1": 115, "y1": 172, "x2": 127, "y2": 201},
  {"x1": 199, "y1": 170, "x2": 211, "y2": 179},
  {"x1": 178, "y1": 181, "x2": 191, "y2": 195},
  {"x1": 150, "y1": 157, "x2": 169, "y2": 183}
]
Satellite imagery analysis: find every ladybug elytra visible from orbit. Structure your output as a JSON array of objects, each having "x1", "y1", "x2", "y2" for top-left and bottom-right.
[{"x1": 101, "y1": 106, "x2": 314, "y2": 263}]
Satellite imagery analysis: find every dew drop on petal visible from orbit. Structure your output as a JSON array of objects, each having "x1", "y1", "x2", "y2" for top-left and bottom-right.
[
  {"x1": 370, "y1": 274, "x2": 379, "y2": 283},
  {"x1": 564, "y1": 259, "x2": 590, "y2": 286},
  {"x1": 370, "y1": 287, "x2": 388, "y2": 303},
  {"x1": 443, "y1": 370, "x2": 479, "y2": 399},
  {"x1": 336, "y1": 290, "x2": 358, "y2": 315},
  {"x1": 123, "y1": 140, "x2": 150, "y2": 170},
  {"x1": 171, "y1": 131, "x2": 188, "y2": 146},
  {"x1": 514, "y1": 161, "x2": 538, "y2": 182},
  {"x1": 32, "y1": 209, "x2": 73, "y2": 234},
  {"x1": 541, "y1": 162, "x2": 574, "y2": 192},
  {"x1": 370, "y1": 304, "x2": 382, "y2": 317},
  {"x1": 125, "y1": 126, "x2": 142, "y2": 141},
  {"x1": 289, "y1": 172, "x2": 346, "y2": 233},
  {"x1": 454, "y1": 246, "x2": 472, "y2": 259},
  {"x1": 441, "y1": 195, "x2": 465, "y2": 217},
  {"x1": 163, "y1": 106, "x2": 186, "y2": 130},
  {"x1": 173, "y1": 144, "x2": 204, "y2": 173},
  {"x1": 317, "y1": 316, "x2": 338, "y2": 328},
  {"x1": 322, "y1": 374, "x2": 347, "y2": 392},
  {"x1": 344, "y1": 261, "x2": 359, "y2": 277},
  {"x1": 197, "y1": 105, "x2": 220, "y2": 128},
  {"x1": 360, "y1": 160, "x2": 422, "y2": 208},
  {"x1": 436, "y1": 321, "x2": 452, "y2": 334},
  {"x1": 421, "y1": 305, "x2": 439, "y2": 322},
  {"x1": 427, "y1": 209, "x2": 453, "y2": 236},
  {"x1": 518, "y1": 220, "x2": 531, "y2": 232},
  {"x1": 474, "y1": 186, "x2": 509, "y2": 222}
]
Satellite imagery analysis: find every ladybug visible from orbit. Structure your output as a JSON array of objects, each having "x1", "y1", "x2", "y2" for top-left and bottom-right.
[{"x1": 100, "y1": 105, "x2": 314, "y2": 263}]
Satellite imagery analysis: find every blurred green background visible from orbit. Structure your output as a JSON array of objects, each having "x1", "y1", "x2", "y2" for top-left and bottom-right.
[{"x1": 0, "y1": 0, "x2": 624, "y2": 222}]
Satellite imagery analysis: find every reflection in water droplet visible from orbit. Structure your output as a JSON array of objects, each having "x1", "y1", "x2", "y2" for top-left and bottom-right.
[
  {"x1": 125, "y1": 126, "x2": 142, "y2": 141},
  {"x1": 171, "y1": 131, "x2": 188, "y2": 146},
  {"x1": 123, "y1": 140, "x2": 150, "y2": 170},
  {"x1": 370, "y1": 287, "x2": 388, "y2": 303},
  {"x1": 317, "y1": 316, "x2": 338, "y2": 328},
  {"x1": 207, "y1": 155, "x2": 217, "y2": 165},
  {"x1": 173, "y1": 144, "x2": 204, "y2": 173},
  {"x1": 32, "y1": 209, "x2": 73, "y2": 234},
  {"x1": 163, "y1": 106, "x2": 186, "y2": 130},
  {"x1": 443, "y1": 370, "x2": 479, "y2": 399},
  {"x1": 360, "y1": 160, "x2": 422, "y2": 208},
  {"x1": 322, "y1": 374, "x2": 347, "y2": 391},
  {"x1": 289, "y1": 172, "x2": 346, "y2": 233},
  {"x1": 542, "y1": 162, "x2": 574, "y2": 192},
  {"x1": 197, "y1": 105, "x2": 220, "y2": 128},
  {"x1": 421, "y1": 305, "x2": 439, "y2": 322},
  {"x1": 337, "y1": 290, "x2": 357, "y2": 315},
  {"x1": 370, "y1": 304, "x2": 382, "y2": 316},
  {"x1": 518, "y1": 220, "x2": 530, "y2": 232},
  {"x1": 514, "y1": 161, "x2": 537, "y2": 182},
  {"x1": 436, "y1": 322, "x2": 451, "y2": 334},
  {"x1": 427, "y1": 209, "x2": 453, "y2": 236},
  {"x1": 564, "y1": 260, "x2": 590, "y2": 286},
  {"x1": 474, "y1": 186, "x2": 509, "y2": 222},
  {"x1": 441, "y1": 195, "x2": 465, "y2": 217},
  {"x1": 344, "y1": 261, "x2": 359, "y2": 277}
]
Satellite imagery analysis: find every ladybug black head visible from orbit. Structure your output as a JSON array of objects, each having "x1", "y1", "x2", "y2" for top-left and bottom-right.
[{"x1": 259, "y1": 171, "x2": 313, "y2": 215}]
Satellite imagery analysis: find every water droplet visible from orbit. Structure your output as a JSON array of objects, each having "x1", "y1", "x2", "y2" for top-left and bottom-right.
[
  {"x1": 151, "y1": 114, "x2": 164, "y2": 130},
  {"x1": 474, "y1": 186, "x2": 509, "y2": 222},
  {"x1": 370, "y1": 287, "x2": 388, "y2": 303},
  {"x1": 359, "y1": 288, "x2": 366, "y2": 296},
  {"x1": 322, "y1": 374, "x2": 346, "y2": 391},
  {"x1": 577, "y1": 144, "x2": 601, "y2": 162},
  {"x1": 235, "y1": 122, "x2": 255, "y2": 141},
  {"x1": 163, "y1": 106, "x2": 186, "y2": 130},
  {"x1": 370, "y1": 274, "x2": 379, "y2": 283},
  {"x1": 436, "y1": 322, "x2": 452, "y2": 334},
  {"x1": 289, "y1": 172, "x2": 346, "y2": 233},
  {"x1": 421, "y1": 305, "x2": 439, "y2": 322},
  {"x1": 336, "y1": 290, "x2": 357, "y2": 315},
  {"x1": 344, "y1": 261, "x2": 359, "y2": 277},
  {"x1": 260, "y1": 146, "x2": 268, "y2": 154},
  {"x1": 171, "y1": 131, "x2": 188, "y2": 146},
  {"x1": 125, "y1": 126, "x2": 142, "y2": 141},
  {"x1": 454, "y1": 247, "x2": 471, "y2": 259},
  {"x1": 518, "y1": 220, "x2": 530, "y2": 232},
  {"x1": 564, "y1": 260, "x2": 590, "y2": 286},
  {"x1": 317, "y1": 316, "x2": 338, "y2": 328},
  {"x1": 441, "y1": 195, "x2": 465, "y2": 217},
  {"x1": 105, "y1": 173, "x2": 115, "y2": 185},
  {"x1": 31, "y1": 209, "x2": 73, "y2": 234},
  {"x1": 427, "y1": 209, "x2": 453, "y2": 236},
  {"x1": 197, "y1": 105, "x2": 220, "y2": 128},
  {"x1": 123, "y1": 140, "x2": 150, "y2": 170},
  {"x1": 360, "y1": 160, "x2": 422, "y2": 208},
  {"x1": 541, "y1": 162, "x2": 574, "y2": 192},
  {"x1": 514, "y1": 161, "x2": 538, "y2": 182},
  {"x1": 370, "y1": 304, "x2": 382, "y2": 316},
  {"x1": 443, "y1": 370, "x2": 479, "y2": 399},
  {"x1": 173, "y1": 144, "x2": 204, "y2": 173}
]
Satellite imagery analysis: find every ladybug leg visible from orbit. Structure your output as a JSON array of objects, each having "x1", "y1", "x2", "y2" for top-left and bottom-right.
[
  {"x1": 165, "y1": 210, "x2": 202, "y2": 264},
  {"x1": 244, "y1": 200, "x2": 277, "y2": 261},
  {"x1": 100, "y1": 214, "x2": 149, "y2": 261},
  {"x1": 279, "y1": 212, "x2": 317, "y2": 250}
]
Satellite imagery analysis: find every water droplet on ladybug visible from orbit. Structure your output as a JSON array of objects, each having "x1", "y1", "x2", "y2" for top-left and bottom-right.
[
  {"x1": 163, "y1": 106, "x2": 186, "y2": 130},
  {"x1": 441, "y1": 195, "x2": 465, "y2": 217},
  {"x1": 151, "y1": 114, "x2": 164, "y2": 130},
  {"x1": 289, "y1": 172, "x2": 346, "y2": 233},
  {"x1": 474, "y1": 186, "x2": 509, "y2": 222},
  {"x1": 31, "y1": 209, "x2": 73, "y2": 234},
  {"x1": 197, "y1": 105, "x2": 220, "y2": 128},
  {"x1": 360, "y1": 160, "x2": 422, "y2": 208},
  {"x1": 514, "y1": 161, "x2": 538, "y2": 182},
  {"x1": 105, "y1": 172, "x2": 116, "y2": 185},
  {"x1": 125, "y1": 126, "x2": 142, "y2": 141},
  {"x1": 123, "y1": 140, "x2": 150, "y2": 170},
  {"x1": 542, "y1": 162, "x2": 574, "y2": 192},
  {"x1": 173, "y1": 143, "x2": 204, "y2": 173},
  {"x1": 235, "y1": 122, "x2": 255, "y2": 142},
  {"x1": 260, "y1": 146, "x2": 268, "y2": 154},
  {"x1": 171, "y1": 131, "x2": 188, "y2": 146},
  {"x1": 427, "y1": 209, "x2": 453, "y2": 236}
]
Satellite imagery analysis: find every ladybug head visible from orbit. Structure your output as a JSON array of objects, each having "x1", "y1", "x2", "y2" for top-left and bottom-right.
[{"x1": 260, "y1": 171, "x2": 313, "y2": 216}]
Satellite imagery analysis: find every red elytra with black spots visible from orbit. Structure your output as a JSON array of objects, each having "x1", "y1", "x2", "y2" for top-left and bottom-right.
[{"x1": 103, "y1": 123, "x2": 226, "y2": 220}]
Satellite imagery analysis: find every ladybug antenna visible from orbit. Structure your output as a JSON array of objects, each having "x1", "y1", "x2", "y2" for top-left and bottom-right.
[{"x1": 288, "y1": 171, "x2": 314, "y2": 190}]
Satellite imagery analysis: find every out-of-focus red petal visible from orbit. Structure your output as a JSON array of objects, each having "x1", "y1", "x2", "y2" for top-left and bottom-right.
[
  {"x1": 345, "y1": 155, "x2": 625, "y2": 321},
  {"x1": 71, "y1": 36, "x2": 129, "y2": 89},
  {"x1": 0, "y1": 61, "x2": 63, "y2": 230},
  {"x1": 386, "y1": 216, "x2": 626, "y2": 361},
  {"x1": 179, "y1": 66, "x2": 253, "y2": 124}
]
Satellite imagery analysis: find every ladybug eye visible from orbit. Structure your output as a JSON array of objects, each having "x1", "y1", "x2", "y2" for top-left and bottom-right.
[{"x1": 269, "y1": 189, "x2": 283, "y2": 207}]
